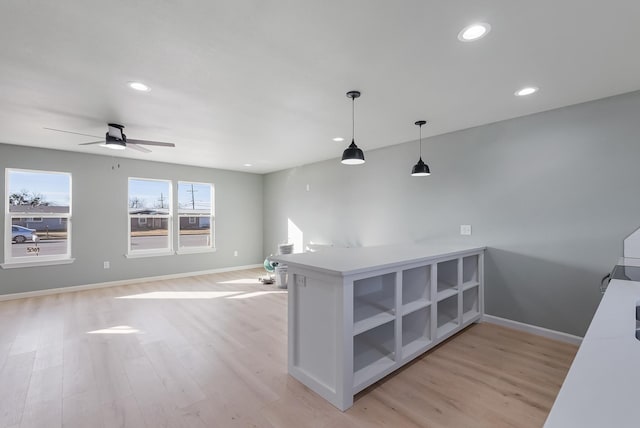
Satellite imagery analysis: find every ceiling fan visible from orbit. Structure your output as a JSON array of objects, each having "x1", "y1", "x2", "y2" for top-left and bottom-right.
[{"x1": 44, "y1": 123, "x2": 175, "y2": 153}]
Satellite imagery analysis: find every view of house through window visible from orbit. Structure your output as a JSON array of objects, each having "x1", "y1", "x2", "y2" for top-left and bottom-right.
[
  {"x1": 128, "y1": 178, "x2": 172, "y2": 254},
  {"x1": 6, "y1": 169, "x2": 72, "y2": 263},
  {"x1": 178, "y1": 182, "x2": 214, "y2": 249}
]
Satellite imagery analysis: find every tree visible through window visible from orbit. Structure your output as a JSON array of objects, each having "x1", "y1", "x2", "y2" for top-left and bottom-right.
[
  {"x1": 128, "y1": 178, "x2": 172, "y2": 254},
  {"x1": 5, "y1": 169, "x2": 72, "y2": 264},
  {"x1": 178, "y1": 182, "x2": 214, "y2": 249}
]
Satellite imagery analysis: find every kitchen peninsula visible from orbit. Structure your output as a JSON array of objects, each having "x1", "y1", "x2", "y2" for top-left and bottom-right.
[{"x1": 273, "y1": 242, "x2": 485, "y2": 410}]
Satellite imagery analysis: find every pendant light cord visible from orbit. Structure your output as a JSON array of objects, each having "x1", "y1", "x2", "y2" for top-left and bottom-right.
[
  {"x1": 419, "y1": 124, "x2": 422, "y2": 158},
  {"x1": 352, "y1": 96, "x2": 355, "y2": 141}
]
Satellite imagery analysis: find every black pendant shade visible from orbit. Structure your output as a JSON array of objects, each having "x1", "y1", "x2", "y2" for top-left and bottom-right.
[
  {"x1": 411, "y1": 120, "x2": 431, "y2": 176},
  {"x1": 411, "y1": 157, "x2": 430, "y2": 176},
  {"x1": 342, "y1": 139, "x2": 365, "y2": 165},
  {"x1": 341, "y1": 90, "x2": 365, "y2": 165}
]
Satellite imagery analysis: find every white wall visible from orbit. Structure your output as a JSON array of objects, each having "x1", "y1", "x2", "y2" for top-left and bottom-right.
[
  {"x1": 0, "y1": 144, "x2": 263, "y2": 294},
  {"x1": 263, "y1": 91, "x2": 640, "y2": 336}
]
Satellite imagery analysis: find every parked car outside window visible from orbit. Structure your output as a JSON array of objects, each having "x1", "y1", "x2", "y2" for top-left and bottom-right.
[{"x1": 11, "y1": 225, "x2": 36, "y2": 243}]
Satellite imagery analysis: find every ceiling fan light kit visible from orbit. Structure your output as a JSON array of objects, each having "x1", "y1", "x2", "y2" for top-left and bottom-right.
[{"x1": 101, "y1": 140, "x2": 126, "y2": 150}]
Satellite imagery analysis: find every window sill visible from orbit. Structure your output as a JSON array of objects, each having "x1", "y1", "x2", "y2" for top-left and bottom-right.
[
  {"x1": 125, "y1": 251, "x2": 174, "y2": 259},
  {"x1": 1, "y1": 258, "x2": 76, "y2": 269},
  {"x1": 176, "y1": 247, "x2": 217, "y2": 255}
]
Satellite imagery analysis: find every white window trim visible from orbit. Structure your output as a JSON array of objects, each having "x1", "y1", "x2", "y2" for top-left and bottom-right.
[
  {"x1": 127, "y1": 177, "x2": 173, "y2": 257},
  {"x1": 4, "y1": 168, "x2": 73, "y2": 267},
  {"x1": 125, "y1": 250, "x2": 174, "y2": 259},
  {"x1": 177, "y1": 181, "x2": 215, "y2": 251},
  {"x1": 176, "y1": 247, "x2": 217, "y2": 255},
  {"x1": 1, "y1": 258, "x2": 76, "y2": 269}
]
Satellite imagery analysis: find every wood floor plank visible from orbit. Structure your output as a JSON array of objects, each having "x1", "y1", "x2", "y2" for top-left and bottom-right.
[
  {"x1": 0, "y1": 268, "x2": 578, "y2": 427},
  {"x1": 20, "y1": 365, "x2": 63, "y2": 428},
  {"x1": 100, "y1": 394, "x2": 147, "y2": 428},
  {"x1": 62, "y1": 338, "x2": 95, "y2": 398},
  {"x1": 0, "y1": 351, "x2": 35, "y2": 427},
  {"x1": 62, "y1": 387, "x2": 104, "y2": 428},
  {"x1": 89, "y1": 339, "x2": 134, "y2": 405}
]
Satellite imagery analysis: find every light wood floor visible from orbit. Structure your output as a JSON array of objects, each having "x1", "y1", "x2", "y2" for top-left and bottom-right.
[{"x1": 0, "y1": 268, "x2": 578, "y2": 428}]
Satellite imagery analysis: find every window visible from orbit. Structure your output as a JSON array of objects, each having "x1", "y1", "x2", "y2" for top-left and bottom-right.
[
  {"x1": 128, "y1": 178, "x2": 172, "y2": 256},
  {"x1": 4, "y1": 168, "x2": 72, "y2": 266},
  {"x1": 178, "y1": 181, "x2": 214, "y2": 250}
]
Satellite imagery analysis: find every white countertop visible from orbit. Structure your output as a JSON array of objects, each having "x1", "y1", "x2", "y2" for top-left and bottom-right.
[
  {"x1": 545, "y1": 278, "x2": 640, "y2": 428},
  {"x1": 271, "y1": 242, "x2": 485, "y2": 276}
]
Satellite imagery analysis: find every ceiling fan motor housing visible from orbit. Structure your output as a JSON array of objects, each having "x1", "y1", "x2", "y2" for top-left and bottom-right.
[{"x1": 107, "y1": 123, "x2": 126, "y2": 141}]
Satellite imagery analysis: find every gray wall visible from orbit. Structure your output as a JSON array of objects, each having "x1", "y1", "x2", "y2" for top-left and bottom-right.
[
  {"x1": 0, "y1": 144, "x2": 263, "y2": 295},
  {"x1": 264, "y1": 90, "x2": 640, "y2": 337}
]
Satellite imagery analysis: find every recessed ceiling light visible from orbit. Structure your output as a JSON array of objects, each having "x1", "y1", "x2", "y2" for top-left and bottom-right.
[
  {"x1": 457, "y1": 23, "x2": 491, "y2": 42},
  {"x1": 243, "y1": 163, "x2": 252, "y2": 167},
  {"x1": 332, "y1": 137, "x2": 344, "y2": 142},
  {"x1": 128, "y1": 81, "x2": 150, "y2": 92},
  {"x1": 515, "y1": 86, "x2": 539, "y2": 96}
]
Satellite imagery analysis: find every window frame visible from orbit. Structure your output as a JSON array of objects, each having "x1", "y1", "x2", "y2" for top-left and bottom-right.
[
  {"x1": 176, "y1": 181, "x2": 215, "y2": 254},
  {"x1": 3, "y1": 168, "x2": 73, "y2": 268},
  {"x1": 126, "y1": 177, "x2": 173, "y2": 258}
]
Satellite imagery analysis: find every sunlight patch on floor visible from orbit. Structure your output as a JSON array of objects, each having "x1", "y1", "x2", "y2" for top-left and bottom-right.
[
  {"x1": 218, "y1": 278, "x2": 261, "y2": 285},
  {"x1": 226, "y1": 291, "x2": 288, "y2": 299},
  {"x1": 116, "y1": 291, "x2": 243, "y2": 299},
  {"x1": 87, "y1": 325, "x2": 142, "y2": 334}
]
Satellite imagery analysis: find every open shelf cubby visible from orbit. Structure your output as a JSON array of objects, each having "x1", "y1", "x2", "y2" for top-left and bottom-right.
[
  {"x1": 463, "y1": 286, "x2": 480, "y2": 324},
  {"x1": 437, "y1": 258, "x2": 458, "y2": 300},
  {"x1": 353, "y1": 319, "x2": 396, "y2": 390},
  {"x1": 353, "y1": 273, "x2": 396, "y2": 335},
  {"x1": 462, "y1": 255, "x2": 479, "y2": 287},
  {"x1": 402, "y1": 265, "x2": 431, "y2": 315},
  {"x1": 402, "y1": 306, "x2": 432, "y2": 361},
  {"x1": 436, "y1": 294, "x2": 459, "y2": 338}
]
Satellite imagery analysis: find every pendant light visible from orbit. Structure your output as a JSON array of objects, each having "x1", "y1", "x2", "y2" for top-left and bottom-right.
[
  {"x1": 411, "y1": 120, "x2": 431, "y2": 176},
  {"x1": 341, "y1": 90, "x2": 365, "y2": 165}
]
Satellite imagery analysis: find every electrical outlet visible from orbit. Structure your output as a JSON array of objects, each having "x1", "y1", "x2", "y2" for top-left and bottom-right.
[
  {"x1": 233, "y1": 250, "x2": 238, "y2": 257},
  {"x1": 295, "y1": 275, "x2": 306, "y2": 287},
  {"x1": 306, "y1": 184, "x2": 310, "y2": 192},
  {"x1": 103, "y1": 261, "x2": 110, "y2": 269},
  {"x1": 460, "y1": 225, "x2": 472, "y2": 235}
]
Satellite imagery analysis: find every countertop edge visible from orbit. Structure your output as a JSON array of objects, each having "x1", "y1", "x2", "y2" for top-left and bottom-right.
[{"x1": 271, "y1": 244, "x2": 486, "y2": 277}]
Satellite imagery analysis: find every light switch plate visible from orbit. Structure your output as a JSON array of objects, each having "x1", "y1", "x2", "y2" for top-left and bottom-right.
[{"x1": 460, "y1": 225, "x2": 472, "y2": 235}]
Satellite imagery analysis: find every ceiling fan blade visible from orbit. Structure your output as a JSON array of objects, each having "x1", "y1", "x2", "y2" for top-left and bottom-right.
[
  {"x1": 127, "y1": 139, "x2": 175, "y2": 147},
  {"x1": 127, "y1": 143, "x2": 152, "y2": 153},
  {"x1": 44, "y1": 127, "x2": 103, "y2": 139},
  {"x1": 79, "y1": 141, "x2": 105, "y2": 146}
]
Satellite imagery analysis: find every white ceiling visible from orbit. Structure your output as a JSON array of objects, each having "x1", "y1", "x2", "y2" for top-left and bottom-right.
[{"x1": 1, "y1": 1, "x2": 640, "y2": 174}]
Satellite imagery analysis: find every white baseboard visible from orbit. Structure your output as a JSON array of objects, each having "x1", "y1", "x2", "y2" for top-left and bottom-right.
[
  {"x1": 482, "y1": 314, "x2": 583, "y2": 346},
  {"x1": 0, "y1": 263, "x2": 262, "y2": 302}
]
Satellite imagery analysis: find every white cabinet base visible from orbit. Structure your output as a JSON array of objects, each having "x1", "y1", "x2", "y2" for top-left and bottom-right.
[{"x1": 277, "y1": 244, "x2": 485, "y2": 411}]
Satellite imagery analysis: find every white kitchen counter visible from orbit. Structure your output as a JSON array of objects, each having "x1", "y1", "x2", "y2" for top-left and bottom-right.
[
  {"x1": 545, "y1": 278, "x2": 640, "y2": 427},
  {"x1": 273, "y1": 242, "x2": 486, "y2": 276}
]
